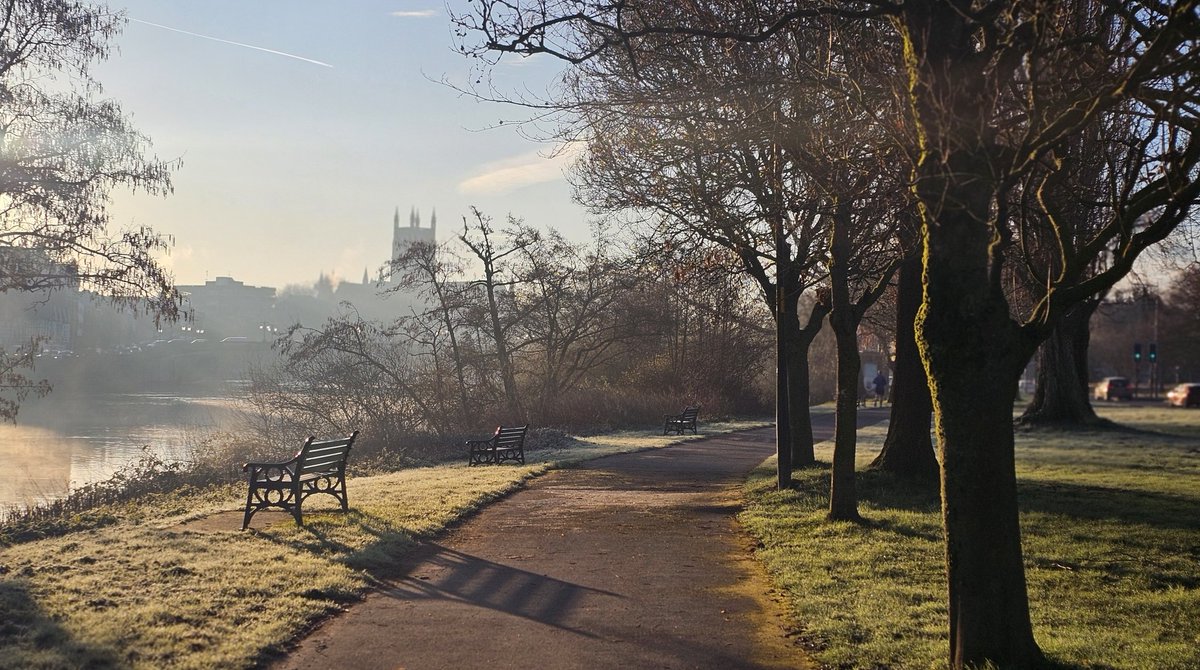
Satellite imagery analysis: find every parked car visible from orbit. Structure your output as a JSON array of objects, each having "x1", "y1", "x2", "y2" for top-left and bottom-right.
[
  {"x1": 1093, "y1": 377, "x2": 1133, "y2": 401},
  {"x1": 1166, "y1": 383, "x2": 1200, "y2": 408}
]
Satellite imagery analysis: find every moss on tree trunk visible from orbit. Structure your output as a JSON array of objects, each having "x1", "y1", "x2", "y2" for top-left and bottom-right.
[{"x1": 918, "y1": 200, "x2": 1047, "y2": 669}]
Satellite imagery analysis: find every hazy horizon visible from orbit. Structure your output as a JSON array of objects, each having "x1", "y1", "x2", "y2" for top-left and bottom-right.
[{"x1": 97, "y1": 1, "x2": 593, "y2": 290}]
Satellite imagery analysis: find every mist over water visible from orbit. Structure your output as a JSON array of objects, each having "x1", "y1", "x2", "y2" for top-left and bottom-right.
[{"x1": 0, "y1": 390, "x2": 244, "y2": 510}]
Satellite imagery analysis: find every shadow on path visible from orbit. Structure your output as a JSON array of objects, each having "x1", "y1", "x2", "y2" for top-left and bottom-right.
[
  {"x1": 275, "y1": 424, "x2": 812, "y2": 670},
  {"x1": 382, "y1": 542, "x2": 621, "y2": 639}
]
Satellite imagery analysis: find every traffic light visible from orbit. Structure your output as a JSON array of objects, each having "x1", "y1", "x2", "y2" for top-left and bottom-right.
[
  {"x1": 1134, "y1": 343, "x2": 1142, "y2": 362},
  {"x1": 1149, "y1": 342, "x2": 1157, "y2": 362}
]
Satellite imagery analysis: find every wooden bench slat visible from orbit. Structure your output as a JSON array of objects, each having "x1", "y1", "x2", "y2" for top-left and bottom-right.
[
  {"x1": 299, "y1": 461, "x2": 346, "y2": 474},
  {"x1": 307, "y1": 445, "x2": 352, "y2": 456},
  {"x1": 305, "y1": 448, "x2": 350, "y2": 458},
  {"x1": 303, "y1": 450, "x2": 351, "y2": 462},
  {"x1": 301, "y1": 451, "x2": 349, "y2": 464},
  {"x1": 307, "y1": 448, "x2": 351, "y2": 457}
]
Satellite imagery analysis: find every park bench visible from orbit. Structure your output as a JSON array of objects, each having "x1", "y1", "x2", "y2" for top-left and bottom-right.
[
  {"x1": 467, "y1": 425, "x2": 528, "y2": 466},
  {"x1": 241, "y1": 431, "x2": 358, "y2": 530},
  {"x1": 663, "y1": 406, "x2": 700, "y2": 435}
]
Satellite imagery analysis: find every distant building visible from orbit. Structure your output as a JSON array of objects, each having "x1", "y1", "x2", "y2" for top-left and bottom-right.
[
  {"x1": 0, "y1": 248, "x2": 80, "y2": 348},
  {"x1": 392, "y1": 206, "x2": 437, "y2": 263},
  {"x1": 0, "y1": 289, "x2": 77, "y2": 348},
  {"x1": 2, "y1": 207, "x2": 442, "y2": 350},
  {"x1": 177, "y1": 276, "x2": 276, "y2": 339}
]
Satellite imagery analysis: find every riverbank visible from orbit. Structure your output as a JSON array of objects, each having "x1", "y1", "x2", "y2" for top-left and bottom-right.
[
  {"x1": 0, "y1": 391, "x2": 245, "y2": 511},
  {"x1": 0, "y1": 420, "x2": 768, "y2": 669}
]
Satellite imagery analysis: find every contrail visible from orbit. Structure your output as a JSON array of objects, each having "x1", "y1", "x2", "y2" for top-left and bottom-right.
[{"x1": 130, "y1": 18, "x2": 333, "y2": 68}]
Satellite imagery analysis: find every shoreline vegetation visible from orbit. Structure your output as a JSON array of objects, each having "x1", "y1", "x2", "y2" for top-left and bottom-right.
[
  {"x1": 0, "y1": 419, "x2": 768, "y2": 669},
  {"x1": 741, "y1": 404, "x2": 1200, "y2": 670}
]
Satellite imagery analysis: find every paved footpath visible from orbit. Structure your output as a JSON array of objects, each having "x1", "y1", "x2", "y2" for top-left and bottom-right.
[{"x1": 277, "y1": 409, "x2": 889, "y2": 670}]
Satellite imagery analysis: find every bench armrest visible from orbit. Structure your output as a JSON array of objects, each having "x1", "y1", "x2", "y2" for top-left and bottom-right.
[
  {"x1": 242, "y1": 454, "x2": 299, "y2": 474},
  {"x1": 465, "y1": 439, "x2": 494, "y2": 448}
]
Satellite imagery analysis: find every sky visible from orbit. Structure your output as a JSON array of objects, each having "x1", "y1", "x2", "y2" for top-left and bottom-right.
[{"x1": 96, "y1": 1, "x2": 591, "y2": 290}]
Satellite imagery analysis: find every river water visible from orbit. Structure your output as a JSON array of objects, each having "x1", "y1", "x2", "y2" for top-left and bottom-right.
[{"x1": 0, "y1": 391, "x2": 244, "y2": 511}]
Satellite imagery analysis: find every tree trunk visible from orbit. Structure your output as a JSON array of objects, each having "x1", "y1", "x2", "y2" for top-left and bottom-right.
[
  {"x1": 1019, "y1": 299, "x2": 1103, "y2": 426},
  {"x1": 776, "y1": 324, "x2": 792, "y2": 489},
  {"x1": 917, "y1": 173, "x2": 1046, "y2": 669},
  {"x1": 434, "y1": 282, "x2": 471, "y2": 421},
  {"x1": 783, "y1": 300, "x2": 827, "y2": 468},
  {"x1": 738, "y1": 234, "x2": 823, "y2": 483},
  {"x1": 902, "y1": 2, "x2": 1048, "y2": 663},
  {"x1": 775, "y1": 273, "x2": 793, "y2": 487},
  {"x1": 828, "y1": 306, "x2": 862, "y2": 521},
  {"x1": 871, "y1": 252, "x2": 937, "y2": 480},
  {"x1": 930, "y1": 345, "x2": 1043, "y2": 669},
  {"x1": 786, "y1": 346, "x2": 814, "y2": 466},
  {"x1": 484, "y1": 277, "x2": 521, "y2": 419},
  {"x1": 827, "y1": 207, "x2": 863, "y2": 521},
  {"x1": 773, "y1": 218, "x2": 794, "y2": 488}
]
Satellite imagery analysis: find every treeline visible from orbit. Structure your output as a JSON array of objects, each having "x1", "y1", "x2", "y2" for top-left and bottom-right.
[
  {"x1": 449, "y1": 2, "x2": 1200, "y2": 668},
  {"x1": 245, "y1": 209, "x2": 773, "y2": 460}
]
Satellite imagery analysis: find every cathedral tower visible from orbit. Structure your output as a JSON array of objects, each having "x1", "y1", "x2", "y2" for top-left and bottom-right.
[{"x1": 392, "y1": 205, "x2": 437, "y2": 263}]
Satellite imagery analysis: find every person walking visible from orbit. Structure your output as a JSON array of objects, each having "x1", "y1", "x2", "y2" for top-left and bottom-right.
[{"x1": 872, "y1": 370, "x2": 889, "y2": 407}]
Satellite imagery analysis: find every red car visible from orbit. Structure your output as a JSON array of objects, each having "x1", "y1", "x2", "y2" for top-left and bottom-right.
[{"x1": 1166, "y1": 383, "x2": 1200, "y2": 408}]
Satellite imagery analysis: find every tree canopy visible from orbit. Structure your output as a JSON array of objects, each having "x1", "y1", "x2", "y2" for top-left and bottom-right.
[
  {"x1": 0, "y1": 0, "x2": 178, "y2": 307},
  {"x1": 0, "y1": 0, "x2": 181, "y2": 420}
]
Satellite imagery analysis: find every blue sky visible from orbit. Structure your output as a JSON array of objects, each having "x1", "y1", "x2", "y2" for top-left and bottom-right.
[{"x1": 98, "y1": 1, "x2": 590, "y2": 289}]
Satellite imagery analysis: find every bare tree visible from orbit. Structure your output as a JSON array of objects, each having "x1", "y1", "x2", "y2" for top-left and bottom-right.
[
  {"x1": 823, "y1": 197, "x2": 902, "y2": 520},
  {"x1": 453, "y1": 1, "x2": 1200, "y2": 667},
  {"x1": 623, "y1": 241, "x2": 773, "y2": 416},
  {"x1": 512, "y1": 224, "x2": 647, "y2": 417},
  {"x1": 774, "y1": 19, "x2": 906, "y2": 519},
  {"x1": 387, "y1": 240, "x2": 475, "y2": 422},
  {"x1": 896, "y1": 5, "x2": 1200, "y2": 666},
  {"x1": 565, "y1": 18, "x2": 843, "y2": 481},
  {"x1": 0, "y1": 1, "x2": 180, "y2": 421},
  {"x1": 457, "y1": 208, "x2": 537, "y2": 420},
  {"x1": 270, "y1": 309, "x2": 447, "y2": 442}
]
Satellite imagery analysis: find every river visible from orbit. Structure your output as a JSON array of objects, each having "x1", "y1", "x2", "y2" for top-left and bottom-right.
[{"x1": 0, "y1": 391, "x2": 245, "y2": 511}]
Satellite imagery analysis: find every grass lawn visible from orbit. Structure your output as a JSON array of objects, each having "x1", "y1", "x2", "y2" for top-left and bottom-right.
[
  {"x1": 0, "y1": 420, "x2": 766, "y2": 669},
  {"x1": 740, "y1": 405, "x2": 1200, "y2": 669}
]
